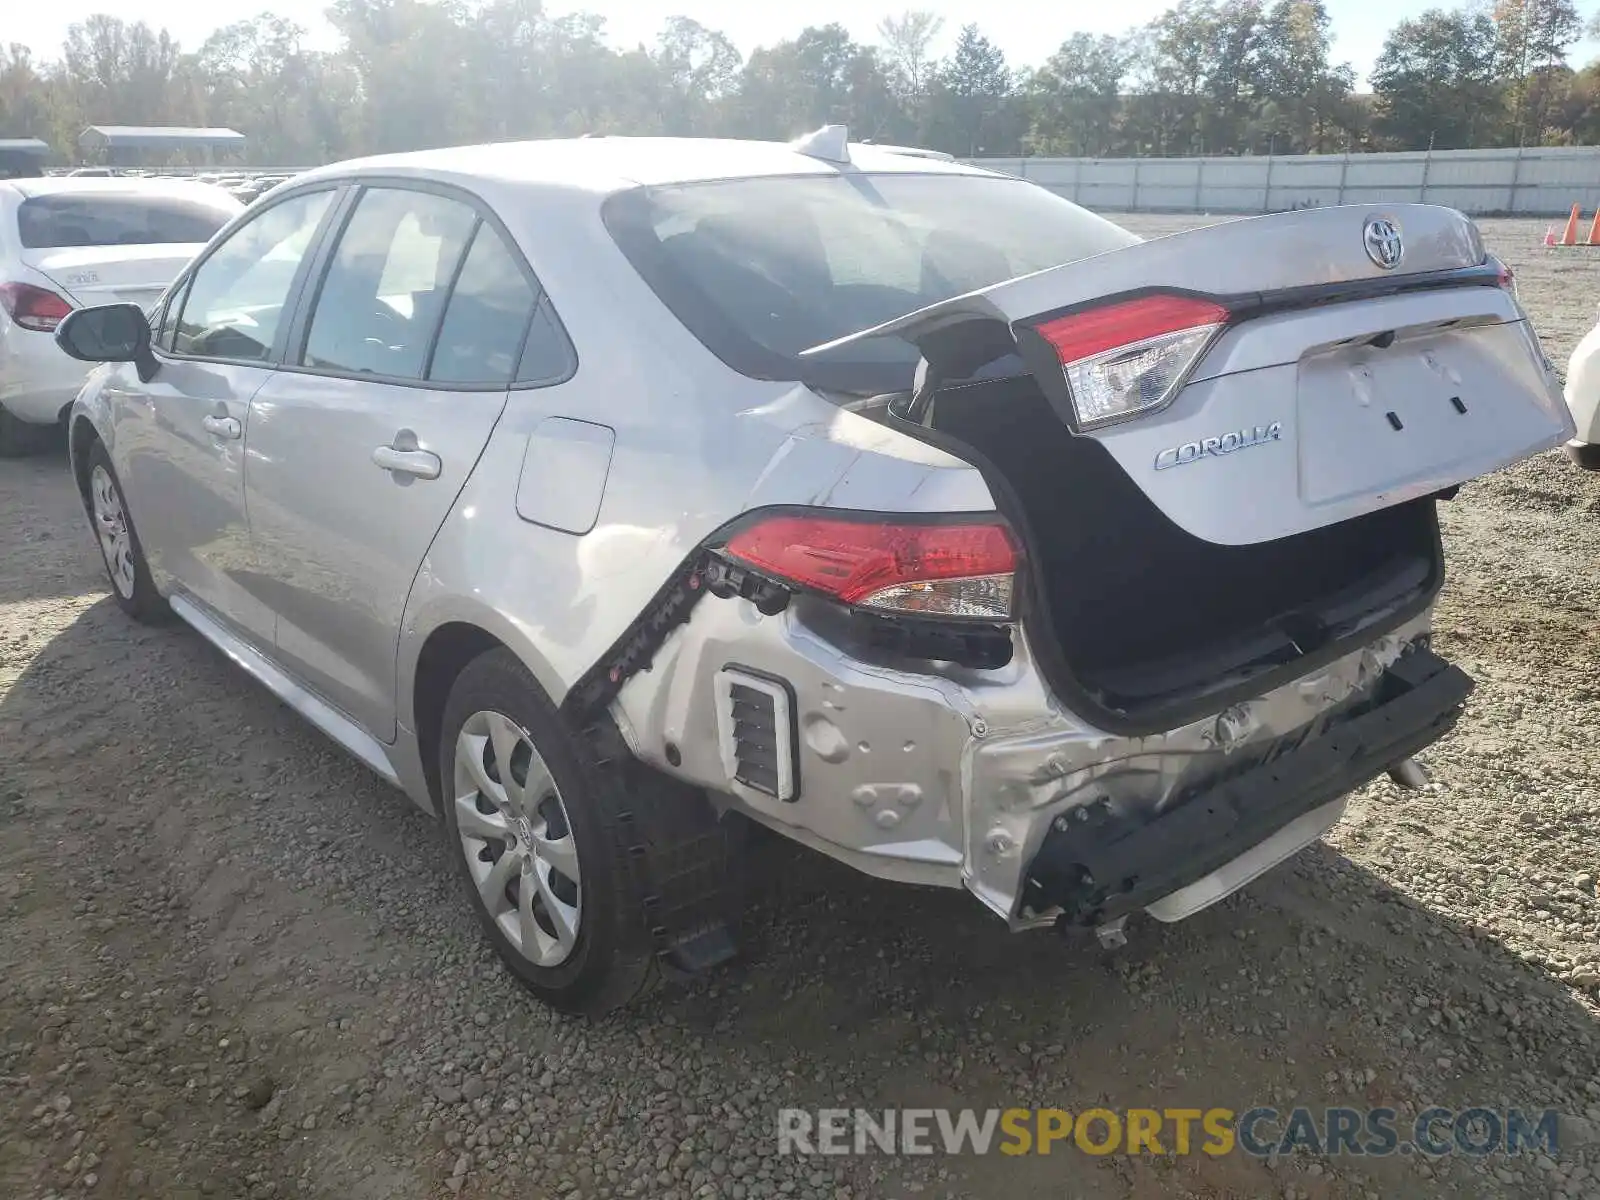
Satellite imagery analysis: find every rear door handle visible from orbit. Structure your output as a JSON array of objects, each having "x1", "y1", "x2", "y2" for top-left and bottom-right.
[
  {"x1": 201, "y1": 414, "x2": 241, "y2": 440},
  {"x1": 372, "y1": 445, "x2": 442, "y2": 479}
]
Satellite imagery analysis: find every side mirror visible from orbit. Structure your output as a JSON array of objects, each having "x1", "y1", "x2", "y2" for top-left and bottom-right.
[{"x1": 55, "y1": 303, "x2": 158, "y2": 382}]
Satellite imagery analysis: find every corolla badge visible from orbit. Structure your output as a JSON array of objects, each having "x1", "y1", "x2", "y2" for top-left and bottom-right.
[
  {"x1": 1363, "y1": 216, "x2": 1404, "y2": 269},
  {"x1": 1154, "y1": 422, "x2": 1283, "y2": 470}
]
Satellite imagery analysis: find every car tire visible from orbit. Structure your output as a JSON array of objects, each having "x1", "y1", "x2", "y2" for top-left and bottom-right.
[
  {"x1": 439, "y1": 648, "x2": 659, "y2": 1015},
  {"x1": 0, "y1": 406, "x2": 53, "y2": 457},
  {"x1": 84, "y1": 440, "x2": 168, "y2": 622},
  {"x1": 1565, "y1": 441, "x2": 1600, "y2": 470}
]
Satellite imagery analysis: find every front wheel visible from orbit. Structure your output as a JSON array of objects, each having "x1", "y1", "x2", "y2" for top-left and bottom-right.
[
  {"x1": 439, "y1": 649, "x2": 658, "y2": 1015},
  {"x1": 84, "y1": 441, "x2": 167, "y2": 622}
]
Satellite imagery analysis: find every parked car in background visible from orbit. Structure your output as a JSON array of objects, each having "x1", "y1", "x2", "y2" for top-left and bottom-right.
[
  {"x1": 55, "y1": 132, "x2": 1573, "y2": 1015},
  {"x1": 0, "y1": 176, "x2": 241, "y2": 453},
  {"x1": 1562, "y1": 311, "x2": 1600, "y2": 467}
]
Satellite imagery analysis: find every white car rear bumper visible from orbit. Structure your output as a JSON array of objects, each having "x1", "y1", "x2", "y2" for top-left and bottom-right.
[
  {"x1": 1562, "y1": 316, "x2": 1600, "y2": 455},
  {"x1": 1, "y1": 325, "x2": 91, "y2": 425}
]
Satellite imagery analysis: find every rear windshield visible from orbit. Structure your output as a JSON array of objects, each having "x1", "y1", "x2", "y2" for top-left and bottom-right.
[
  {"x1": 603, "y1": 173, "x2": 1138, "y2": 394},
  {"x1": 17, "y1": 193, "x2": 234, "y2": 250}
]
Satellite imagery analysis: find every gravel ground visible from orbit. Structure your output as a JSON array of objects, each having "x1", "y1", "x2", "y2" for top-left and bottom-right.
[{"x1": 2, "y1": 216, "x2": 1599, "y2": 1200}]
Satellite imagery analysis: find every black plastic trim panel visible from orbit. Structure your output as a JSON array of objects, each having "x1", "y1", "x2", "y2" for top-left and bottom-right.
[{"x1": 1021, "y1": 647, "x2": 1474, "y2": 925}]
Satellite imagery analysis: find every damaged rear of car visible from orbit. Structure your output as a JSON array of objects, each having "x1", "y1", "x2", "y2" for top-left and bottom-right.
[
  {"x1": 600, "y1": 172, "x2": 1571, "y2": 938},
  {"x1": 69, "y1": 137, "x2": 1572, "y2": 1015}
]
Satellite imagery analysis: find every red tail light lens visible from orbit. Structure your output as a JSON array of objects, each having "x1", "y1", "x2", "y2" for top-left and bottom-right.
[
  {"x1": 0, "y1": 282, "x2": 73, "y2": 332},
  {"x1": 1033, "y1": 293, "x2": 1229, "y2": 430},
  {"x1": 723, "y1": 514, "x2": 1018, "y2": 620}
]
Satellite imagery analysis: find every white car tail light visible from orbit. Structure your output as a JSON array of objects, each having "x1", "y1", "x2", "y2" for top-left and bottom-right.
[
  {"x1": 722, "y1": 514, "x2": 1018, "y2": 621},
  {"x1": 0, "y1": 281, "x2": 73, "y2": 332},
  {"x1": 1034, "y1": 294, "x2": 1230, "y2": 430}
]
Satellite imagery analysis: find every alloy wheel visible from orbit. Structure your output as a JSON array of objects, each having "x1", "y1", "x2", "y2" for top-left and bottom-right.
[{"x1": 453, "y1": 710, "x2": 582, "y2": 968}]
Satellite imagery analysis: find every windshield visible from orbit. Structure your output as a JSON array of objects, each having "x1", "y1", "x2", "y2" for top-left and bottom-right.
[
  {"x1": 18, "y1": 192, "x2": 236, "y2": 250},
  {"x1": 603, "y1": 172, "x2": 1138, "y2": 394}
]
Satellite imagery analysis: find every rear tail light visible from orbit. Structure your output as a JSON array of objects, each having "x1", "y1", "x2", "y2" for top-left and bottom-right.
[
  {"x1": 0, "y1": 281, "x2": 73, "y2": 332},
  {"x1": 1033, "y1": 293, "x2": 1229, "y2": 430},
  {"x1": 1494, "y1": 258, "x2": 1517, "y2": 296},
  {"x1": 722, "y1": 514, "x2": 1018, "y2": 620}
]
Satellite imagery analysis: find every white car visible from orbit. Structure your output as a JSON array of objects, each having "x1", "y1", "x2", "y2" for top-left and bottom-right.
[
  {"x1": 0, "y1": 177, "x2": 241, "y2": 454},
  {"x1": 1564, "y1": 314, "x2": 1600, "y2": 468}
]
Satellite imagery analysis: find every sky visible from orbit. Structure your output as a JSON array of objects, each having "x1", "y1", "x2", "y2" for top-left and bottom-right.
[{"x1": 8, "y1": 0, "x2": 1599, "y2": 88}]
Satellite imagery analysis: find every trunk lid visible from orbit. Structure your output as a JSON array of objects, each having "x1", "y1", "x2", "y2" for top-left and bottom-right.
[
  {"x1": 22, "y1": 244, "x2": 201, "y2": 311},
  {"x1": 805, "y1": 203, "x2": 1573, "y2": 546}
]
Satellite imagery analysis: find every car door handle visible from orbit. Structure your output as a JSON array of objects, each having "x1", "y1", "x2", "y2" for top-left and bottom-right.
[
  {"x1": 372, "y1": 445, "x2": 442, "y2": 480},
  {"x1": 202, "y1": 414, "x2": 241, "y2": 440}
]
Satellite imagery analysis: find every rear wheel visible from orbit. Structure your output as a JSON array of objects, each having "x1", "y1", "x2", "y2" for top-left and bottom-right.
[
  {"x1": 439, "y1": 649, "x2": 657, "y2": 1014},
  {"x1": 85, "y1": 441, "x2": 166, "y2": 622}
]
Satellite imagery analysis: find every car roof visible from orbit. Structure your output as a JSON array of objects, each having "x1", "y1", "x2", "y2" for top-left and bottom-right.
[
  {"x1": 294, "y1": 136, "x2": 998, "y2": 197},
  {"x1": 1, "y1": 176, "x2": 242, "y2": 207}
]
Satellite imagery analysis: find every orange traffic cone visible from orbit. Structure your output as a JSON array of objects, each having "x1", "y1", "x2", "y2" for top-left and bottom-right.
[
  {"x1": 1585, "y1": 208, "x2": 1600, "y2": 246},
  {"x1": 1545, "y1": 225, "x2": 1559, "y2": 246},
  {"x1": 1562, "y1": 203, "x2": 1581, "y2": 245}
]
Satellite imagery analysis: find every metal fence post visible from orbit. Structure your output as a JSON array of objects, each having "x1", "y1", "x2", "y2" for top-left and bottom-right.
[
  {"x1": 1507, "y1": 147, "x2": 1523, "y2": 216},
  {"x1": 1131, "y1": 158, "x2": 1141, "y2": 212},
  {"x1": 1263, "y1": 154, "x2": 1274, "y2": 213},
  {"x1": 1338, "y1": 152, "x2": 1350, "y2": 206},
  {"x1": 1420, "y1": 149, "x2": 1433, "y2": 204},
  {"x1": 1194, "y1": 156, "x2": 1204, "y2": 210}
]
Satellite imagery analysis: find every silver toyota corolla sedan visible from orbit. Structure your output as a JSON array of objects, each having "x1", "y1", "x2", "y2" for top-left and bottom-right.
[{"x1": 54, "y1": 130, "x2": 1574, "y2": 1014}]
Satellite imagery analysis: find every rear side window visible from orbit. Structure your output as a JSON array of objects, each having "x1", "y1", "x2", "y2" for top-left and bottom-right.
[
  {"x1": 17, "y1": 193, "x2": 234, "y2": 249},
  {"x1": 515, "y1": 299, "x2": 574, "y2": 384},
  {"x1": 301, "y1": 187, "x2": 477, "y2": 380},
  {"x1": 603, "y1": 173, "x2": 1138, "y2": 395},
  {"x1": 426, "y1": 224, "x2": 536, "y2": 385}
]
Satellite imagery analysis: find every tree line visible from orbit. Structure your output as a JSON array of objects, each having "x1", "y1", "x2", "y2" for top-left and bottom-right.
[{"x1": 1, "y1": 0, "x2": 1598, "y2": 167}]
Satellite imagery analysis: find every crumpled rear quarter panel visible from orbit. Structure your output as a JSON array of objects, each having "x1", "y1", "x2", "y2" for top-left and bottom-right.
[{"x1": 610, "y1": 548, "x2": 1432, "y2": 921}]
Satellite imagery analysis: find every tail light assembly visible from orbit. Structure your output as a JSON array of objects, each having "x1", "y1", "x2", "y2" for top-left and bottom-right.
[
  {"x1": 1027, "y1": 293, "x2": 1229, "y2": 431},
  {"x1": 0, "y1": 281, "x2": 73, "y2": 332},
  {"x1": 718, "y1": 513, "x2": 1019, "y2": 622},
  {"x1": 1492, "y1": 256, "x2": 1517, "y2": 296}
]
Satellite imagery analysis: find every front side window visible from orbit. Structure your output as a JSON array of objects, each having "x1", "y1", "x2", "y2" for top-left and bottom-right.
[
  {"x1": 173, "y1": 189, "x2": 334, "y2": 362},
  {"x1": 153, "y1": 287, "x2": 181, "y2": 350},
  {"x1": 300, "y1": 188, "x2": 477, "y2": 380},
  {"x1": 17, "y1": 191, "x2": 237, "y2": 249}
]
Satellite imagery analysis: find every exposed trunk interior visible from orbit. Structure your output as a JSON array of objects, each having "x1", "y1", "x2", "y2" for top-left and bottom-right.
[{"x1": 909, "y1": 374, "x2": 1443, "y2": 732}]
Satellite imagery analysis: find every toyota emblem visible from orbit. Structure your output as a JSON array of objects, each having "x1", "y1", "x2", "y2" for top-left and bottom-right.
[{"x1": 1364, "y1": 216, "x2": 1404, "y2": 269}]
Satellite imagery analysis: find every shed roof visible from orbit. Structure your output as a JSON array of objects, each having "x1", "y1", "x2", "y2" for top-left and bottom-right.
[{"x1": 79, "y1": 126, "x2": 246, "y2": 149}]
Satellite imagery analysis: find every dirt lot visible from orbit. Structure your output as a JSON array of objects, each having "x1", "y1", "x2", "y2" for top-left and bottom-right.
[{"x1": 2, "y1": 216, "x2": 1599, "y2": 1200}]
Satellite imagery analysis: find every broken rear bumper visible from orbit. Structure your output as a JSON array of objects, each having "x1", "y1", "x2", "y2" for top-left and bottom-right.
[
  {"x1": 611, "y1": 573, "x2": 1455, "y2": 929},
  {"x1": 1019, "y1": 647, "x2": 1473, "y2": 927}
]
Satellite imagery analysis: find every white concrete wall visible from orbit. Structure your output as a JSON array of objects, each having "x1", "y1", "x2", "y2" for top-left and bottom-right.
[{"x1": 969, "y1": 147, "x2": 1600, "y2": 216}]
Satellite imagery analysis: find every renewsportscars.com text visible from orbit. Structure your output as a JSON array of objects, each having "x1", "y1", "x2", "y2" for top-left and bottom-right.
[{"x1": 777, "y1": 1106, "x2": 1560, "y2": 1158}]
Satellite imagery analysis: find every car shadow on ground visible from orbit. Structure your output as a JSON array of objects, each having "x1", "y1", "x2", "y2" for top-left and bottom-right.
[
  {"x1": 0, "y1": 450, "x2": 101, "y2": 609},
  {"x1": 707, "y1": 831, "x2": 1600, "y2": 1194},
  {"x1": 3, "y1": 596, "x2": 1596, "y2": 1200}
]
